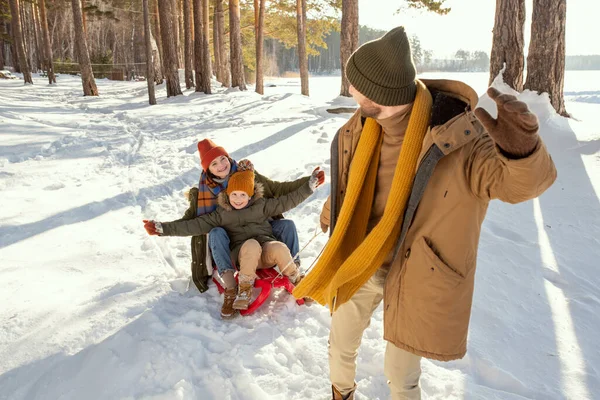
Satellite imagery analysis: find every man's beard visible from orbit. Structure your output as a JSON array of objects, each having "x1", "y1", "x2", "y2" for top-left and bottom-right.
[{"x1": 359, "y1": 102, "x2": 382, "y2": 118}]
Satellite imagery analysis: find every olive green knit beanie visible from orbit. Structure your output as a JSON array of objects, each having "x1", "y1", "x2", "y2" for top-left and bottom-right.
[{"x1": 346, "y1": 26, "x2": 417, "y2": 106}]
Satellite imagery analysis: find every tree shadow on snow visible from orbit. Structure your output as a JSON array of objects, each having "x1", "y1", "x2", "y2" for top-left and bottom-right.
[
  {"x1": 0, "y1": 118, "x2": 318, "y2": 249},
  {"x1": 0, "y1": 281, "x2": 330, "y2": 400},
  {"x1": 455, "y1": 116, "x2": 599, "y2": 400},
  {"x1": 534, "y1": 117, "x2": 600, "y2": 397}
]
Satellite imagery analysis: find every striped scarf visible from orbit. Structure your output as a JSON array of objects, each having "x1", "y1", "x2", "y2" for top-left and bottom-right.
[{"x1": 196, "y1": 159, "x2": 238, "y2": 216}]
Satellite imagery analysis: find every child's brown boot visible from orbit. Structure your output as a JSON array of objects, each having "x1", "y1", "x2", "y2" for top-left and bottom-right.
[
  {"x1": 233, "y1": 274, "x2": 254, "y2": 310},
  {"x1": 221, "y1": 288, "x2": 237, "y2": 319}
]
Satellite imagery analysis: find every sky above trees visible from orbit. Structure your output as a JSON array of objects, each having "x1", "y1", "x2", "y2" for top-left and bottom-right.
[{"x1": 358, "y1": 0, "x2": 599, "y2": 58}]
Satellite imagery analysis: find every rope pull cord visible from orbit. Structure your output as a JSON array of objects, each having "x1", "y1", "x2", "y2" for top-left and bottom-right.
[{"x1": 273, "y1": 223, "x2": 325, "y2": 284}]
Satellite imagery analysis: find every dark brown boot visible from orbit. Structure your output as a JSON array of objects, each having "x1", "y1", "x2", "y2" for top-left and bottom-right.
[
  {"x1": 221, "y1": 288, "x2": 237, "y2": 319},
  {"x1": 332, "y1": 385, "x2": 355, "y2": 400}
]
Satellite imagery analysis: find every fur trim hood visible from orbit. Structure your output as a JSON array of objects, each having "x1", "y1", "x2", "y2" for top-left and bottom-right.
[{"x1": 217, "y1": 181, "x2": 265, "y2": 211}]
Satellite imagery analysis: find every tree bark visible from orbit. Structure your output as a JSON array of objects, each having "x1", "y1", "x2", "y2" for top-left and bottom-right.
[
  {"x1": 340, "y1": 0, "x2": 358, "y2": 96},
  {"x1": 524, "y1": 0, "x2": 567, "y2": 116},
  {"x1": 215, "y1": 0, "x2": 230, "y2": 86},
  {"x1": 38, "y1": 0, "x2": 56, "y2": 83},
  {"x1": 21, "y1": 2, "x2": 34, "y2": 72},
  {"x1": 193, "y1": 0, "x2": 205, "y2": 92},
  {"x1": 201, "y1": 0, "x2": 211, "y2": 92},
  {"x1": 143, "y1": 0, "x2": 157, "y2": 104},
  {"x1": 158, "y1": 0, "x2": 182, "y2": 96},
  {"x1": 8, "y1": 0, "x2": 32, "y2": 83},
  {"x1": 0, "y1": 31, "x2": 4, "y2": 69},
  {"x1": 296, "y1": 0, "x2": 308, "y2": 95},
  {"x1": 229, "y1": 0, "x2": 246, "y2": 90},
  {"x1": 81, "y1": 0, "x2": 87, "y2": 34},
  {"x1": 32, "y1": 3, "x2": 43, "y2": 71},
  {"x1": 177, "y1": 0, "x2": 184, "y2": 68},
  {"x1": 489, "y1": 0, "x2": 525, "y2": 91},
  {"x1": 71, "y1": 0, "x2": 97, "y2": 95},
  {"x1": 9, "y1": 20, "x2": 20, "y2": 72},
  {"x1": 153, "y1": 0, "x2": 163, "y2": 61},
  {"x1": 213, "y1": 1, "x2": 221, "y2": 83},
  {"x1": 151, "y1": 32, "x2": 163, "y2": 84},
  {"x1": 0, "y1": 11, "x2": 5, "y2": 69},
  {"x1": 183, "y1": 0, "x2": 194, "y2": 88},
  {"x1": 254, "y1": 0, "x2": 265, "y2": 94},
  {"x1": 130, "y1": 0, "x2": 136, "y2": 79}
]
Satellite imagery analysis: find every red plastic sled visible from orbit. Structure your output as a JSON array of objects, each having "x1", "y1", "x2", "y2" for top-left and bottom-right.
[{"x1": 213, "y1": 268, "x2": 305, "y2": 316}]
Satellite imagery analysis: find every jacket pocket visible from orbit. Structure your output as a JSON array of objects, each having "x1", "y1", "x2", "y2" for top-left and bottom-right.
[{"x1": 399, "y1": 236, "x2": 471, "y2": 356}]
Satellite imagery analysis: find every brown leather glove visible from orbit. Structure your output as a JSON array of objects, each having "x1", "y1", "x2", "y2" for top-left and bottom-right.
[
  {"x1": 474, "y1": 88, "x2": 540, "y2": 159},
  {"x1": 320, "y1": 197, "x2": 331, "y2": 233}
]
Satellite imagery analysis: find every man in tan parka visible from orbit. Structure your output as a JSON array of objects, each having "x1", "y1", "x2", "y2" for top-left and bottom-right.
[{"x1": 292, "y1": 26, "x2": 557, "y2": 400}]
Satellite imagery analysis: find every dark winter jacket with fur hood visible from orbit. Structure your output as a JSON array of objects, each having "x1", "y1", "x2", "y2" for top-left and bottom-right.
[{"x1": 161, "y1": 180, "x2": 314, "y2": 263}]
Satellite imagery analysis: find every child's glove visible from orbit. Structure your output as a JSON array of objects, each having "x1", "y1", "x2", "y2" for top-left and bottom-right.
[
  {"x1": 143, "y1": 220, "x2": 163, "y2": 235},
  {"x1": 309, "y1": 167, "x2": 325, "y2": 191}
]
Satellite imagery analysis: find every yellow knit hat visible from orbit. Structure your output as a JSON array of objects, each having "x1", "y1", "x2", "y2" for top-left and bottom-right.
[{"x1": 227, "y1": 169, "x2": 255, "y2": 197}]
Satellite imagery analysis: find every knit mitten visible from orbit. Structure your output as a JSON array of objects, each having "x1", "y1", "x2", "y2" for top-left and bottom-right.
[
  {"x1": 309, "y1": 166, "x2": 325, "y2": 191},
  {"x1": 143, "y1": 220, "x2": 163, "y2": 235},
  {"x1": 474, "y1": 88, "x2": 540, "y2": 159}
]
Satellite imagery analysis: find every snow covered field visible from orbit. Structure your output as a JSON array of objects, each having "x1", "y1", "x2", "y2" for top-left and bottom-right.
[{"x1": 0, "y1": 70, "x2": 599, "y2": 400}]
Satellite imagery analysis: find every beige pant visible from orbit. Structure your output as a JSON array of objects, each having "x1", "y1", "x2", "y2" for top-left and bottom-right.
[
  {"x1": 329, "y1": 268, "x2": 422, "y2": 400},
  {"x1": 238, "y1": 239, "x2": 297, "y2": 278}
]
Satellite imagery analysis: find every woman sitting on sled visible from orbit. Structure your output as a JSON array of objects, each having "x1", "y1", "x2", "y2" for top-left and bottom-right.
[{"x1": 143, "y1": 160, "x2": 324, "y2": 318}]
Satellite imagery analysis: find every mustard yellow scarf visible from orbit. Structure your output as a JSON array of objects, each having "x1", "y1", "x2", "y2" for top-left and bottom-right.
[{"x1": 293, "y1": 80, "x2": 432, "y2": 311}]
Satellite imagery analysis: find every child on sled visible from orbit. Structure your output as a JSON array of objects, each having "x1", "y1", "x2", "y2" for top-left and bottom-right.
[{"x1": 143, "y1": 160, "x2": 323, "y2": 316}]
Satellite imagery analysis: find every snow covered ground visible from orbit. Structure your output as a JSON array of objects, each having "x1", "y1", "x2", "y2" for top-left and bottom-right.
[{"x1": 0, "y1": 70, "x2": 598, "y2": 400}]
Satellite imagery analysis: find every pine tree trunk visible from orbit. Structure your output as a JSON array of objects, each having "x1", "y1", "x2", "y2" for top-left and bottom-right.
[
  {"x1": 0, "y1": 13, "x2": 5, "y2": 69},
  {"x1": 524, "y1": 0, "x2": 567, "y2": 116},
  {"x1": 21, "y1": 3, "x2": 34, "y2": 72},
  {"x1": 71, "y1": 0, "x2": 97, "y2": 95},
  {"x1": 81, "y1": 0, "x2": 87, "y2": 35},
  {"x1": 177, "y1": 0, "x2": 184, "y2": 68},
  {"x1": 38, "y1": 0, "x2": 55, "y2": 83},
  {"x1": 216, "y1": 0, "x2": 230, "y2": 86},
  {"x1": 201, "y1": 0, "x2": 211, "y2": 92},
  {"x1": 193, "y1": 0, "x2": 205, "y2": 92},
  {"x1": 340, "y1": 0, "x2": 358, "y2": 96},
  {"x1": 254, "y1": 0, "x2": 265, "y2": 94},
  {"x1": 183, "y1": 0, "x2": 194, "y2": 88},
  {"x1": 153, "y1": 0, "x2": 163, "y2": 61},
  {"x1": 151, "y1": 32, "x2": 163, "y2": 84},
  {"x1": 130, "y1": 0, "x2": 137, "y2": 80},
  {"x1": 213, "y1": 2, "x2": 221, "y2": 83},
  {"x1": 158, "y1": 0, "x2": 182, "y2": 96},
  {"x1": 32, "y1": 3, "x2": 42, "y2": 71},
  {"x1": 489, "y1": 0, "x2": 525, "y2": 90},
  {"x1": 143, "y1": 0, "x2": 157, "y2": 104},
  {"x1": 8, "y1": 0, "x2": 32, "y2": 83},
  {"x1": 296, "y1": 0, "x2": 308, "y2": 96},
  {"x1": 229, "y1": 0, "x2": 246, "y2": 90},
  {"x1": 0, "y1": 33, "x2": 4, "y2": 69},
  {"x1": 9, "y1": 20, "x2": 20, "y2": 73}
]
